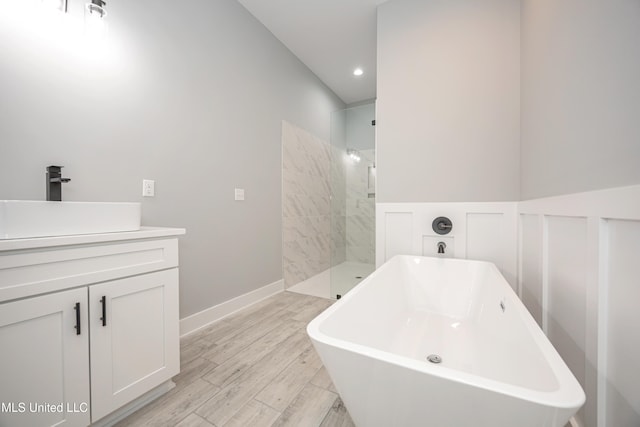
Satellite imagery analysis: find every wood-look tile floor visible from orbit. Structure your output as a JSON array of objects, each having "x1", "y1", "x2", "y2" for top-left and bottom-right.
[{"x1": 115, "y1": 291, "x2": 355, "y2": 427}]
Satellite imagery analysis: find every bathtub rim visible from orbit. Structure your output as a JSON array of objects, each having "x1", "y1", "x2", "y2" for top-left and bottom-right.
[{"x1": 307, "y1": 255, "x2": 586, "y2": 411}]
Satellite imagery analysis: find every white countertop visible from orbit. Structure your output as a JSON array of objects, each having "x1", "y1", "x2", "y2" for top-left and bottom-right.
[{"x1": 0, "y1": 226, "x2": 186, "y2": 252}]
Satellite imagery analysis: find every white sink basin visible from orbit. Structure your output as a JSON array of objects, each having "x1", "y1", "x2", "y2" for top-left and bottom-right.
[{"x1": 0, "y1": 200, "x2": 141, "y2": 239}]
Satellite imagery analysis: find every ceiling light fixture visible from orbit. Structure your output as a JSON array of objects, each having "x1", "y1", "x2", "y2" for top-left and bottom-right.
[
  {"x1": 86, "y1": 0, "x2": 106, "y2": 18},
  {"x1": 353, "y1": 68, "x2": 364, "y2": 77},
  {"x1": 84, "y1": 0, "x2": 107, "y2": 37}
]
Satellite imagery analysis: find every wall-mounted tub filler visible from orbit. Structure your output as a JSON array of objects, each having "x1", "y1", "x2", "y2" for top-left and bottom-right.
[
  {"x1": 432, "y1": 216, "x2": 452, "y2": 235},
  {"x1": 46, "y1": 165, "x2": 71, "y2": 201},
  {"x1": 437, "y1": 241, "x2": 446, "y2": 254}
]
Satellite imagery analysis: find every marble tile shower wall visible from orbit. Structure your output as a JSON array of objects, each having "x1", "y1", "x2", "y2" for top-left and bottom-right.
[
  {"x1": 346, "y1": 149, "x2": 375, "y2": 264},
  {"x1": 282, "y1": 121, "x2": 335, "y2": 288}
]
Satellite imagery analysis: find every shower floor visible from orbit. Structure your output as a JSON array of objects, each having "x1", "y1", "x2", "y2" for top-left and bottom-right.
[{"x1": 288, "y1": 261, "x2": 375, "y2": 300}]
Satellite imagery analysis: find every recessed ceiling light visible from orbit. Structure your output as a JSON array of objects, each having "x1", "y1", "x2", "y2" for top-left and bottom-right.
[{"x1": 353, "y1": 68, "x2": 364, "y2": 77}]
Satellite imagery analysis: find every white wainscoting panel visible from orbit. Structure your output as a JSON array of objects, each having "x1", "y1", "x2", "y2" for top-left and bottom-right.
[
  {"x1": 378, "y1": 186, "x2": 640, "y2": 427},
  {"x1": 384, "y1": 212, "x2": 413, "y2": 262},
  {"x1": 546, "y1": 216, "x2": 588, "y2": 393},
  {"x1": 604, "y1": 219, "x2": 640, "y2": 427},
  {"x1": 518, "y1": 184, "x2": 640, "y2": 427},
  {"x1": 519, "y1": 214, "x2": 542, "y2": 326},
  {"x1": 377, "y1": 202, "x2": 517, "y2": 289},
  {"x1": 466, "y1": 213, "x2": 505, "y2": 272}
]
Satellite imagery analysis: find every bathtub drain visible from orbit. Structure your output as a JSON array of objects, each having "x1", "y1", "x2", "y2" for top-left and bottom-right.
[{"x1": 427, "y1": 354, "x2": 442, "y2": 364}]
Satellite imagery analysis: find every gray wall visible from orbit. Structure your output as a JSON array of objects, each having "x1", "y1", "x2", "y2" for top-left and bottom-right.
[
  {"x1": 520, "y1": 0, "x2": 640, "y2": 199},
  {"x1": 0, "y1": 0, "x2": 344, "y2": 318},
  {"x1": 376, "y1": 0, "x2": 640, "y2": 203},
  {"x1": 376, "y1": 0, "x2": 520, "y2": 203}
]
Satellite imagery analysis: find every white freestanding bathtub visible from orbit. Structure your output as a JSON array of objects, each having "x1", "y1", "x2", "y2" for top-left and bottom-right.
[{"x1": 307, "y1": 255, "x2": 585, "y2": 427}]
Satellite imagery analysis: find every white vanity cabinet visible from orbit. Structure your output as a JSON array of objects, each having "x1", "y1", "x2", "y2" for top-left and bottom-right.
[
  {"x1": 0, "y1": 227, "x2": 185, "y2": 427},
  {"x1": 89, "y1": 269, "x2": 179, "y2": 422},
  {"x1": 0, "y1": 287, "x2": 91, "y2": 427}
]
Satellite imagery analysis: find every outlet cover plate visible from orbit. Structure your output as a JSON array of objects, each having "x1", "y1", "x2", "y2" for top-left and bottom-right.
[{"x1": 143, "y1": 180, "x2": 155, "y2": 197}]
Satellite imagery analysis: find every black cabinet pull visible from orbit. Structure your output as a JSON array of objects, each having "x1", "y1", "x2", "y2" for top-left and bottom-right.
[
  {"x1": 100, "y1": 296, "x2": 107, "y2": 327},
  {"x1": 74, "y1": 302, "x2": 81, "y2": 335}
]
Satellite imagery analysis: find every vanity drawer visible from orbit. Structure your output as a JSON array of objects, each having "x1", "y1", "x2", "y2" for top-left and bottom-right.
[{"x1": 0, "y1": 238, "x2": 178, "y2": 303}]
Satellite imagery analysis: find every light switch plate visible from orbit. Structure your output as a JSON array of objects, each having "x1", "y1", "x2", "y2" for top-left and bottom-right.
[
  {"x1": 234, "y1": 188, "x2": 245, "y2": 201},
  {"x1": 143, "y1": 180, "x2": 155, "y2": 197}
]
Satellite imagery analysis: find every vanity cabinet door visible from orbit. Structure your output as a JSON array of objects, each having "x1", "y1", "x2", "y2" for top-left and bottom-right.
[
  {"x1": 89, "y1": 269, "x2": 180, "y2": 423},
  {"x1": 0, "y1": 288, "x2": 90, "y2": 427}
]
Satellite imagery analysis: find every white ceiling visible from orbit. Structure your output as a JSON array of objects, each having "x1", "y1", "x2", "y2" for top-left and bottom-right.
[{"x1": 237, "y1": 0, "x2": 388, "y2": 105}]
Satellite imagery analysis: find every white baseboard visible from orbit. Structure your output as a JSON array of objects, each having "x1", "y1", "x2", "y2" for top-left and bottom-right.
[
  {"x1": 91, "y1": 381, "x2": 175, "y2": 426},
  {"x1": 179, "y1": 279, "x2": 284, "y2": 337}
]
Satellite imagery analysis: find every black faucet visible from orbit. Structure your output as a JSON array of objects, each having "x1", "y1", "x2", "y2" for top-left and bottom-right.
[
  {"x1": 437, "y1": 241, "x2": 446, "y2": 254},
  {"x1": 46, "y1": 165, "x2": 71, "y2": 201}
]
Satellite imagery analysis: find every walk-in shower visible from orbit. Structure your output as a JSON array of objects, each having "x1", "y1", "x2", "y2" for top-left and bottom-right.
[{"x1": 283, "y1": 103, "x2": 376, "y2": 299}]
